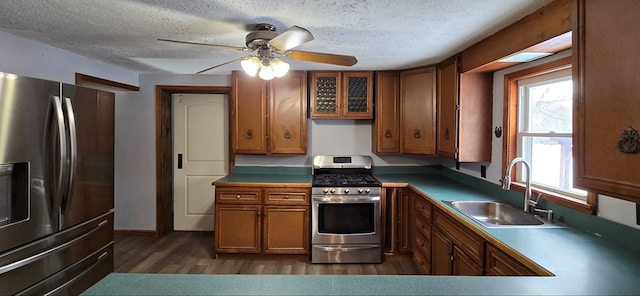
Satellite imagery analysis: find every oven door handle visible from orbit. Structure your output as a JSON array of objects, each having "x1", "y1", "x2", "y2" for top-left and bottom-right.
[
  {"x1": 313, "y1": 245, "x2": 380, "y2": 252},
  {"x1": 312, "y1": 196, "x2": 380, "y2": 203}
]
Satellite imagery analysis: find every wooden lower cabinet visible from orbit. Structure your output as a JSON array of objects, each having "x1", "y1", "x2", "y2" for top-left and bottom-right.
[
  {"x1": 431, "y1": 209, "x2": 484, "y2": 275},
  {"x1": 397, "y1": 189, "x2": 414, "y2": 253},
  {"x1": 412, "y1": 195, "x2": 432, "y2": 274},
  {"x1": 263, "y1": 206, "x2": 309, "y2": 254},
  {"x1": 214, "y1": 185, "x2": 310, "y2": 255},
  {"x1": 215, "y1": 205, "x2": 261, "y2": 253},
  {"x1": 485, "y1": 243, "x2": 539, "y2": 276}
]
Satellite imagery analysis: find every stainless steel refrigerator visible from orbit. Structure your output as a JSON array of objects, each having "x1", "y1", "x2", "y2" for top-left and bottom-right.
[{"x1": 0, "y1": 72, "x2": 114, "y2": 295}]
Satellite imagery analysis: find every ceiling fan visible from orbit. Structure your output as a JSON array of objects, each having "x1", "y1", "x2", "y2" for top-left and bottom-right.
[{"x1": 158, "y1": 23, "x2": 358, "y2": 79}]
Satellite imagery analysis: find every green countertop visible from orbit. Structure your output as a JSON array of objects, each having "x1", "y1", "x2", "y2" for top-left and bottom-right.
[{"x1": 84, "y1": 167, "x2": 640, "y2": 295}]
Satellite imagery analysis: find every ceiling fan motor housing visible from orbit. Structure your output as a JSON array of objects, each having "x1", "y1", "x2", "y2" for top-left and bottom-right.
[{"x1": 245, "y1": 23, "x2": 278, "y2": 50}]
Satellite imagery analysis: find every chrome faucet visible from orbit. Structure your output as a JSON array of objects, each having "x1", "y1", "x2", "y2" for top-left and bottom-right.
[{"x1": 501, "y1": 157, "x2": 535, "y2": 212}]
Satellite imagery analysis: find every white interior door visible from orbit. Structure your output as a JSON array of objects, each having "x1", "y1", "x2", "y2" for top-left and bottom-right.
[{"x1": 173, "y1": 93, "x2": 228, "y2": 231}]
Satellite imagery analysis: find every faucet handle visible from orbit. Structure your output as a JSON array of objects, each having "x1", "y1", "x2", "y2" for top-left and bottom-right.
[
  {"x1": 534, "y1": 192, "x2": 543, "y2": 203},
  {"x1": 501, "y1": 176, "x2": 511, "y2": 190}
]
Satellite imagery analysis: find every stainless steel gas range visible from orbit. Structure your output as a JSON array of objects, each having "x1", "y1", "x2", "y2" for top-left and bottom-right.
[{"x1": 311, "y1": 155, "x2": 382, "y2": 264}]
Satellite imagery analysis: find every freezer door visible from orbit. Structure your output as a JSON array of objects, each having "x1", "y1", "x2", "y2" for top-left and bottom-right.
[
  {"x1": 59, "y1": 85, "x2": 114, "y2": 230},
  {"x1": 0, "y1": 212, "x2": 113, "y2": 295},
  {"x1": 0, "y1": 72, "x2": 60, "y2": 253}
]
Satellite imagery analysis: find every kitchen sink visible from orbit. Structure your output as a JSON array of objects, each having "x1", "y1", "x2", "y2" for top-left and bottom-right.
[{"x1": 442, "y1": 200, "x2": 564, "y2": 228}]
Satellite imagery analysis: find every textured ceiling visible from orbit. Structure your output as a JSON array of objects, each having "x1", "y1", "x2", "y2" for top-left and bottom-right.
[{"x1": 0, "y1": 0, "x2": 553, "y2": 75}]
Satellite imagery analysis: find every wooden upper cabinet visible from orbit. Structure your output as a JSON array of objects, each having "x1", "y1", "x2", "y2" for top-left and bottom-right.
[
  {"x1": 573, "y1": 0, "x2": 640, "y2": 202},
  {"x1": 400, "y1": 66, "x2": 437, "y2": 155},
  {"x1": 231, "y1": 71, "x2": 307, "y2": 155},
  {"x1": 437, "y1": 58, "x2": 459, "y2": 159},
  {"x1": 269, "y1": 71, "x2": 307, "y2": 154},
  {"x1": 232, "y1": 71, "x2": 267, "y2": 154},
  {"x1": 310, "y1": 71, "x2": 373, "y2": 119},
  {"x1": 373, "y1": 71, "x2": 400, "y2": 153},
  {"x1": 437, "y1": 56, "x2": 492, "y2": 162}
]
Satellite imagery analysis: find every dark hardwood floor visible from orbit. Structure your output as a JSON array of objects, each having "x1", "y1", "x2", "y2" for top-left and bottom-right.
[{"x1": 114, "y1": 232, "x2": 419, "y2": 275}]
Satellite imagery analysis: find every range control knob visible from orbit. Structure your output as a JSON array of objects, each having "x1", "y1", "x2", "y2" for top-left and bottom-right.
[
  {"x1": 323, "y1": 188, "x2": 329, "y2": 194},
  {"x1": 365, "y1": 188, "x2": 371, "y2": 194},
  {"x1": 330, "y1": 188, "x2": 336, "y2": 194},
  {"x1": 358, "y1": 188, "x2": 364, "y2": 194},
  {"x1": 344, "y1": 189, "x2": 350, "y2": 194}
]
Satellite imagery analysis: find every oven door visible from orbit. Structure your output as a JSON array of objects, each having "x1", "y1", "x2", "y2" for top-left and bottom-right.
[{"x1": 311, "y1": 195, "x2": 381, "y2": 245}]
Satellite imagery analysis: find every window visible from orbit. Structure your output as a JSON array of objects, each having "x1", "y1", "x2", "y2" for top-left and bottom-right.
[
  {"x1": 504, "y1": 56, "x2": 595, "y2": 214},
  {"x1": 518, "y1": 68, "x2": 586, "y2": 197}
]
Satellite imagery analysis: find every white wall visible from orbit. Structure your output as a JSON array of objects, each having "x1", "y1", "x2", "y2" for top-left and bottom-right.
[
  {"x1": 442, "y1": 50, "x2": 639, "y2": 230},
  {"x1": 0, "y1": 31, "x2": 137, "y2": 85}
]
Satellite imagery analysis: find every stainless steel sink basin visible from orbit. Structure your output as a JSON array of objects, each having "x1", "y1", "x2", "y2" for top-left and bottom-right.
[{"x1": 442, "y1": 200, "x2": 564, "y2": 228}]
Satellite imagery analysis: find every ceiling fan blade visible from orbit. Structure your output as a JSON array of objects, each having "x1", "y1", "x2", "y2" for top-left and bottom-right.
[
  {"x1": 268, "y1": 26, "x2": 314, "y2": 51},
  {"x1": 196, "y1": 58, "x2": 243, "y2": 74},
  {"x1": 158, "y1": 38, "x2": 247, "y2": 51},
  {"x1": 285, "y1": 50, "x2": 357, "y2": 66}
]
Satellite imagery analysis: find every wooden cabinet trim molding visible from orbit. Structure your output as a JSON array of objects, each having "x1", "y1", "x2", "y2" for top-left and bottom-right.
[{"x1": 461, "y1": 0, "x2": 571, "y2": 73}]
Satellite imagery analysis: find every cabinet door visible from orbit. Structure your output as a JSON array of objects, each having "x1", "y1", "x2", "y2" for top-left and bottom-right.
[
  {"x1": 342, "y1": 72, "x2": 373, "y2": 119},
  {"x1": 437, "y1": 58, "x2": 459, "y2": 159},
  {"x1": 485, "y1": 243, "x2": 538, "y2": 276},
  {"x1": 215, "y1": 204, "x2": 261, "y2": 253},
  {"x1": 574, "y1": 0, "x2": 640, "y2": 202},
  {"x1": 269, "y1": 71, "x2": 307, "y2": 154},
  {"x1": 231, "y1": 71, "x2": 267, "y2": 154},
  {"x1": 373, "y1": 71, "x2": 400, "y2": 153},
  {"x1": 310, "y1": 71, "x2": 341, "y2": 118},
  {"x1": 452, "y1": 245, "x2": 483, "y2": 275},
  {"x1": 263, "y1": 206, "x2": 309, "y2": 254},
  {"x1": 431, "y1": 228, "x2": 453, "y2": 275},
  {"x1": 400, "y1": 67, "x2": 437, "y2": 154},
  {"x1": 458, "y1": 71, "x2": 492, "y2": 162},
  {"x1": 396, "y1": 189, "x2": 414, "y2": 253},
  {"x1": 437, "y1": 57, "x2": 493, "y2": 162}
]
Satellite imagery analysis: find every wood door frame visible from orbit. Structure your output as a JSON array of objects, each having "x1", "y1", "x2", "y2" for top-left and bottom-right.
[{"x1": 156, "y1": 85, "x2": 231, "y2": 237}]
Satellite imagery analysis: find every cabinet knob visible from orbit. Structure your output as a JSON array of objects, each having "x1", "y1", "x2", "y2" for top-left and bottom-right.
[
  {"x1": 385, "y1": 129, "x2": 392, "y2": 138},
  {"x1": 444, "y1": 128, "x2": 450, "y2": 140},
  {"x1": 413, "y1": 128, "x2": 421, "y2": 139},
  {"x1": 284, "y1": 129, "x2": 292, "y2": 139},
  {"x1": 284, "y1": 195, "x2": 290, "y2": 199},
  {"x1": 236, "y1": 195, "x2": 241, "y2": 199},
  {"x1": 246, "y1": 129, "x2": 253, "y2": 139}
]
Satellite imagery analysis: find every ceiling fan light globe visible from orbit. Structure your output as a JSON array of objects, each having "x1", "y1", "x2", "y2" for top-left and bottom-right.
[
  {"x1": 241, "y1": 57, "x2": 261, "y2": 76},
  {"x1": 258, "y1": 65, "x2": 275, "y2": 80},
  {"x1": 271, "y1": 58, "x2": 290, "y2": 78}
]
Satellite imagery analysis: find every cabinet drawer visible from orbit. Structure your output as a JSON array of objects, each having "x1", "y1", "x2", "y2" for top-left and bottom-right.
[
  {"x1": 414, "y1": 230, "x2": 431, "y2": 260},
  {"x1": 433, "y1": 209, "x2": 484, "y2": 264},
  {"x1": 264, "y1": 188, "x2": 310, "y2": 205},
  {"x1": 414, "y1": 196, "x2": 432, "y2": 221},
  {"x1": 216, "y1": 187, "x2": 261, "y2": 204},
  {"x1": 414, "y1": 210, "x2": 431, "y2": 241},
  {"x1": 412, "y1": 238, "x2": 431, "y2": 275}
]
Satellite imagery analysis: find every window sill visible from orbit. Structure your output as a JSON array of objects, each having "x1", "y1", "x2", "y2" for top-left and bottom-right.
[{"x1": 510, "y1": 182, "x2": 596, "y2": 215}]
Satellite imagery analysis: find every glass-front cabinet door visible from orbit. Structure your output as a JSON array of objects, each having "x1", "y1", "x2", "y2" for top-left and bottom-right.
[
  {"x1": 342, "y1": 72, "x2": 373, "y2": 119},
  {"x1": 310, "y1": 72, "x2": 341, "y2": 118},
  {"x1": 310, "y1": 71, "x2": 372, "y2": 119}
]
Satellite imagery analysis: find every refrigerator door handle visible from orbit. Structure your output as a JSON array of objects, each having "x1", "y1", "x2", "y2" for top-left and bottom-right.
[
  {"x1": 50, "y1": 96, "x2": 67, "y2": 215},
  {"x1": 62, "y1": 98, "x2": 77, "y2": 214}
]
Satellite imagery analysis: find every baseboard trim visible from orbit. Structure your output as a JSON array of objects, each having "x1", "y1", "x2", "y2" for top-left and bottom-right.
[{"x1": 115, "y1": 230, "x2": 157, "y2": 236}]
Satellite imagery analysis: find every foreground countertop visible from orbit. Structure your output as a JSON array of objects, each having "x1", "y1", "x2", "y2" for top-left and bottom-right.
[{"x1": 85, "y1": 168, "x2": 640, "y2": 295}]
